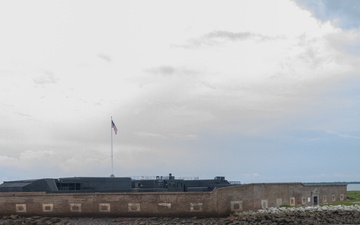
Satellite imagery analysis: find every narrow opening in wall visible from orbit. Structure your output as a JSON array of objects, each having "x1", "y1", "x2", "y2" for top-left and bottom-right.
[
  {"x1": 231, "y1": 201, "x2": 242, "y2": 211},
  {"x1": 323, "y1": 196, "x2": 327, "y2": 203},
  {"x1": 340, "y1": 194, "x2": 344, "y2": 201},
  {"x1": 128, "y1": 203, "x2": 140, "y2": 212},
  {"x1": 313, "y1": 196, "x2": 318, "y2": 206},
  {"x1": 301, "y1": 197, "x2": 306, "y2": 204},
  {"x1": 16, "y1": 204, "x2": 26, "y2": 213},
  {"x1": 190, "y1": 203, "x2": 203, "y2": 212},
  {"x1": 42, "y1": 204, "x2": 53, "y2": 212},
  {"x1": 290, "y1": 197, "x2": 295, "y2": 206},
  {"x1": 261, "y1": 200, "x2": 268, "y2": 209},
  {"x1": 99, "y1": 203, "x2": 110, "y2": 212},
  {"x1": 233, "y1": 203, "x2": 240, "y2": 210}
]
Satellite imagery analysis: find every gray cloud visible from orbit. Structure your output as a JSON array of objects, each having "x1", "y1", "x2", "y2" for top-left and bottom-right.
[
  {"x1": 177, "y1": 31, "x2": 283, "y2": 48},
  {"x1": 205, "y1": 31, "x2": 271, "y2": 41},
  {"x1": 33, "y1": 71, "x2": 59, "y2": 85},
  {"x1": 13, "y1": 111, "x2": 31, "y2": 117},
  {"x1": 147, "y1": 66, "x2": 175, "y2": 76},
  {"x1": 145, "y1": 66, "x2": 198, "y2": 77},
  {"x1": 97, "y1": 53, "x2": 112, "y2": 62}
]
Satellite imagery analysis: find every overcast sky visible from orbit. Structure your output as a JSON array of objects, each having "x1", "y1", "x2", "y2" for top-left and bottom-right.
[{"x1": 1, "y1": 0, "x2": 360, "y2": 183}]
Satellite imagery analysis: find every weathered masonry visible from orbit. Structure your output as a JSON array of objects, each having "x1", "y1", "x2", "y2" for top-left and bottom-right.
[{"x1": 0, "y1": 183, "x2": 346, "y2": 217}]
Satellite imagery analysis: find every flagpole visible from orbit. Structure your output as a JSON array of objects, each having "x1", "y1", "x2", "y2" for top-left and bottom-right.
[{"x1": 110, "y1": 116, "x2": 114, "y2": 177}]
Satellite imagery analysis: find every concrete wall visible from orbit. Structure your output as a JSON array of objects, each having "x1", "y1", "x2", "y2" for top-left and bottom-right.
[{"x1": 0, "y1": 183, "x2": 346, "y2": 217}]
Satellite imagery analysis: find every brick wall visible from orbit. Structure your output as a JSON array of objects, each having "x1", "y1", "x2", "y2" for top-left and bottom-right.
[{"x1": 0, "y1": 183, "x2": 347, "y2": 217}]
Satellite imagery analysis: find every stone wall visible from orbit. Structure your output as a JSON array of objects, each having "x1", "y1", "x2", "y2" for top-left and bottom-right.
[{"x1": 0, "y1": 183, "x2": 346, "y2": 217}]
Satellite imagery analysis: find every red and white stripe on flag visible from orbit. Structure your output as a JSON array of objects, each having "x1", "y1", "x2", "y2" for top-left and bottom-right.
[{"x1": 111, "y1": 120, "x2": 118, "y2": 135}]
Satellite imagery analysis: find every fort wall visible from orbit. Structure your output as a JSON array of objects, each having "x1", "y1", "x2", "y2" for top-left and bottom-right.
[{"x1": 0, "y1": 183, "x2": 346, "y2": 217}]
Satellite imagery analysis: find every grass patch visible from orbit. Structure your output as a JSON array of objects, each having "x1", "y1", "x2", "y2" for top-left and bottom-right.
[{"x1": 279, "y1": 205, "x2": 291, "y2": 208}]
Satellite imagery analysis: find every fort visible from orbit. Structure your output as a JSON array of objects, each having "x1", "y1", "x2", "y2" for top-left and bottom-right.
[{"x1": 0, "y1": 175, "x2": 347, "y2": 217}]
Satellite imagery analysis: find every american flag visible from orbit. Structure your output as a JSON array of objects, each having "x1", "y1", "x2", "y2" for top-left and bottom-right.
[{"x1": 111, "y1": 120, "x2": 118, "y2": 135}]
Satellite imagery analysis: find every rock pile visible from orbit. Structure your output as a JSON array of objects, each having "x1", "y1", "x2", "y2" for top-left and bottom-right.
[
  {"x1": 234, "y1": 205, "x2": 360, "y2": 225},
  {"x1": 0, "y1": 205, "x2": 359, "y2": 224}
]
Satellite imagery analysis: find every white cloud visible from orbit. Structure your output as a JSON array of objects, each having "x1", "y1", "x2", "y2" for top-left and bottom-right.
[
  {"x1": 325, "y1": 130, "x2": 360, "y2": 140},
  {"x1": 0, "y1": 0, "x2": 360, "y2": 183}
]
